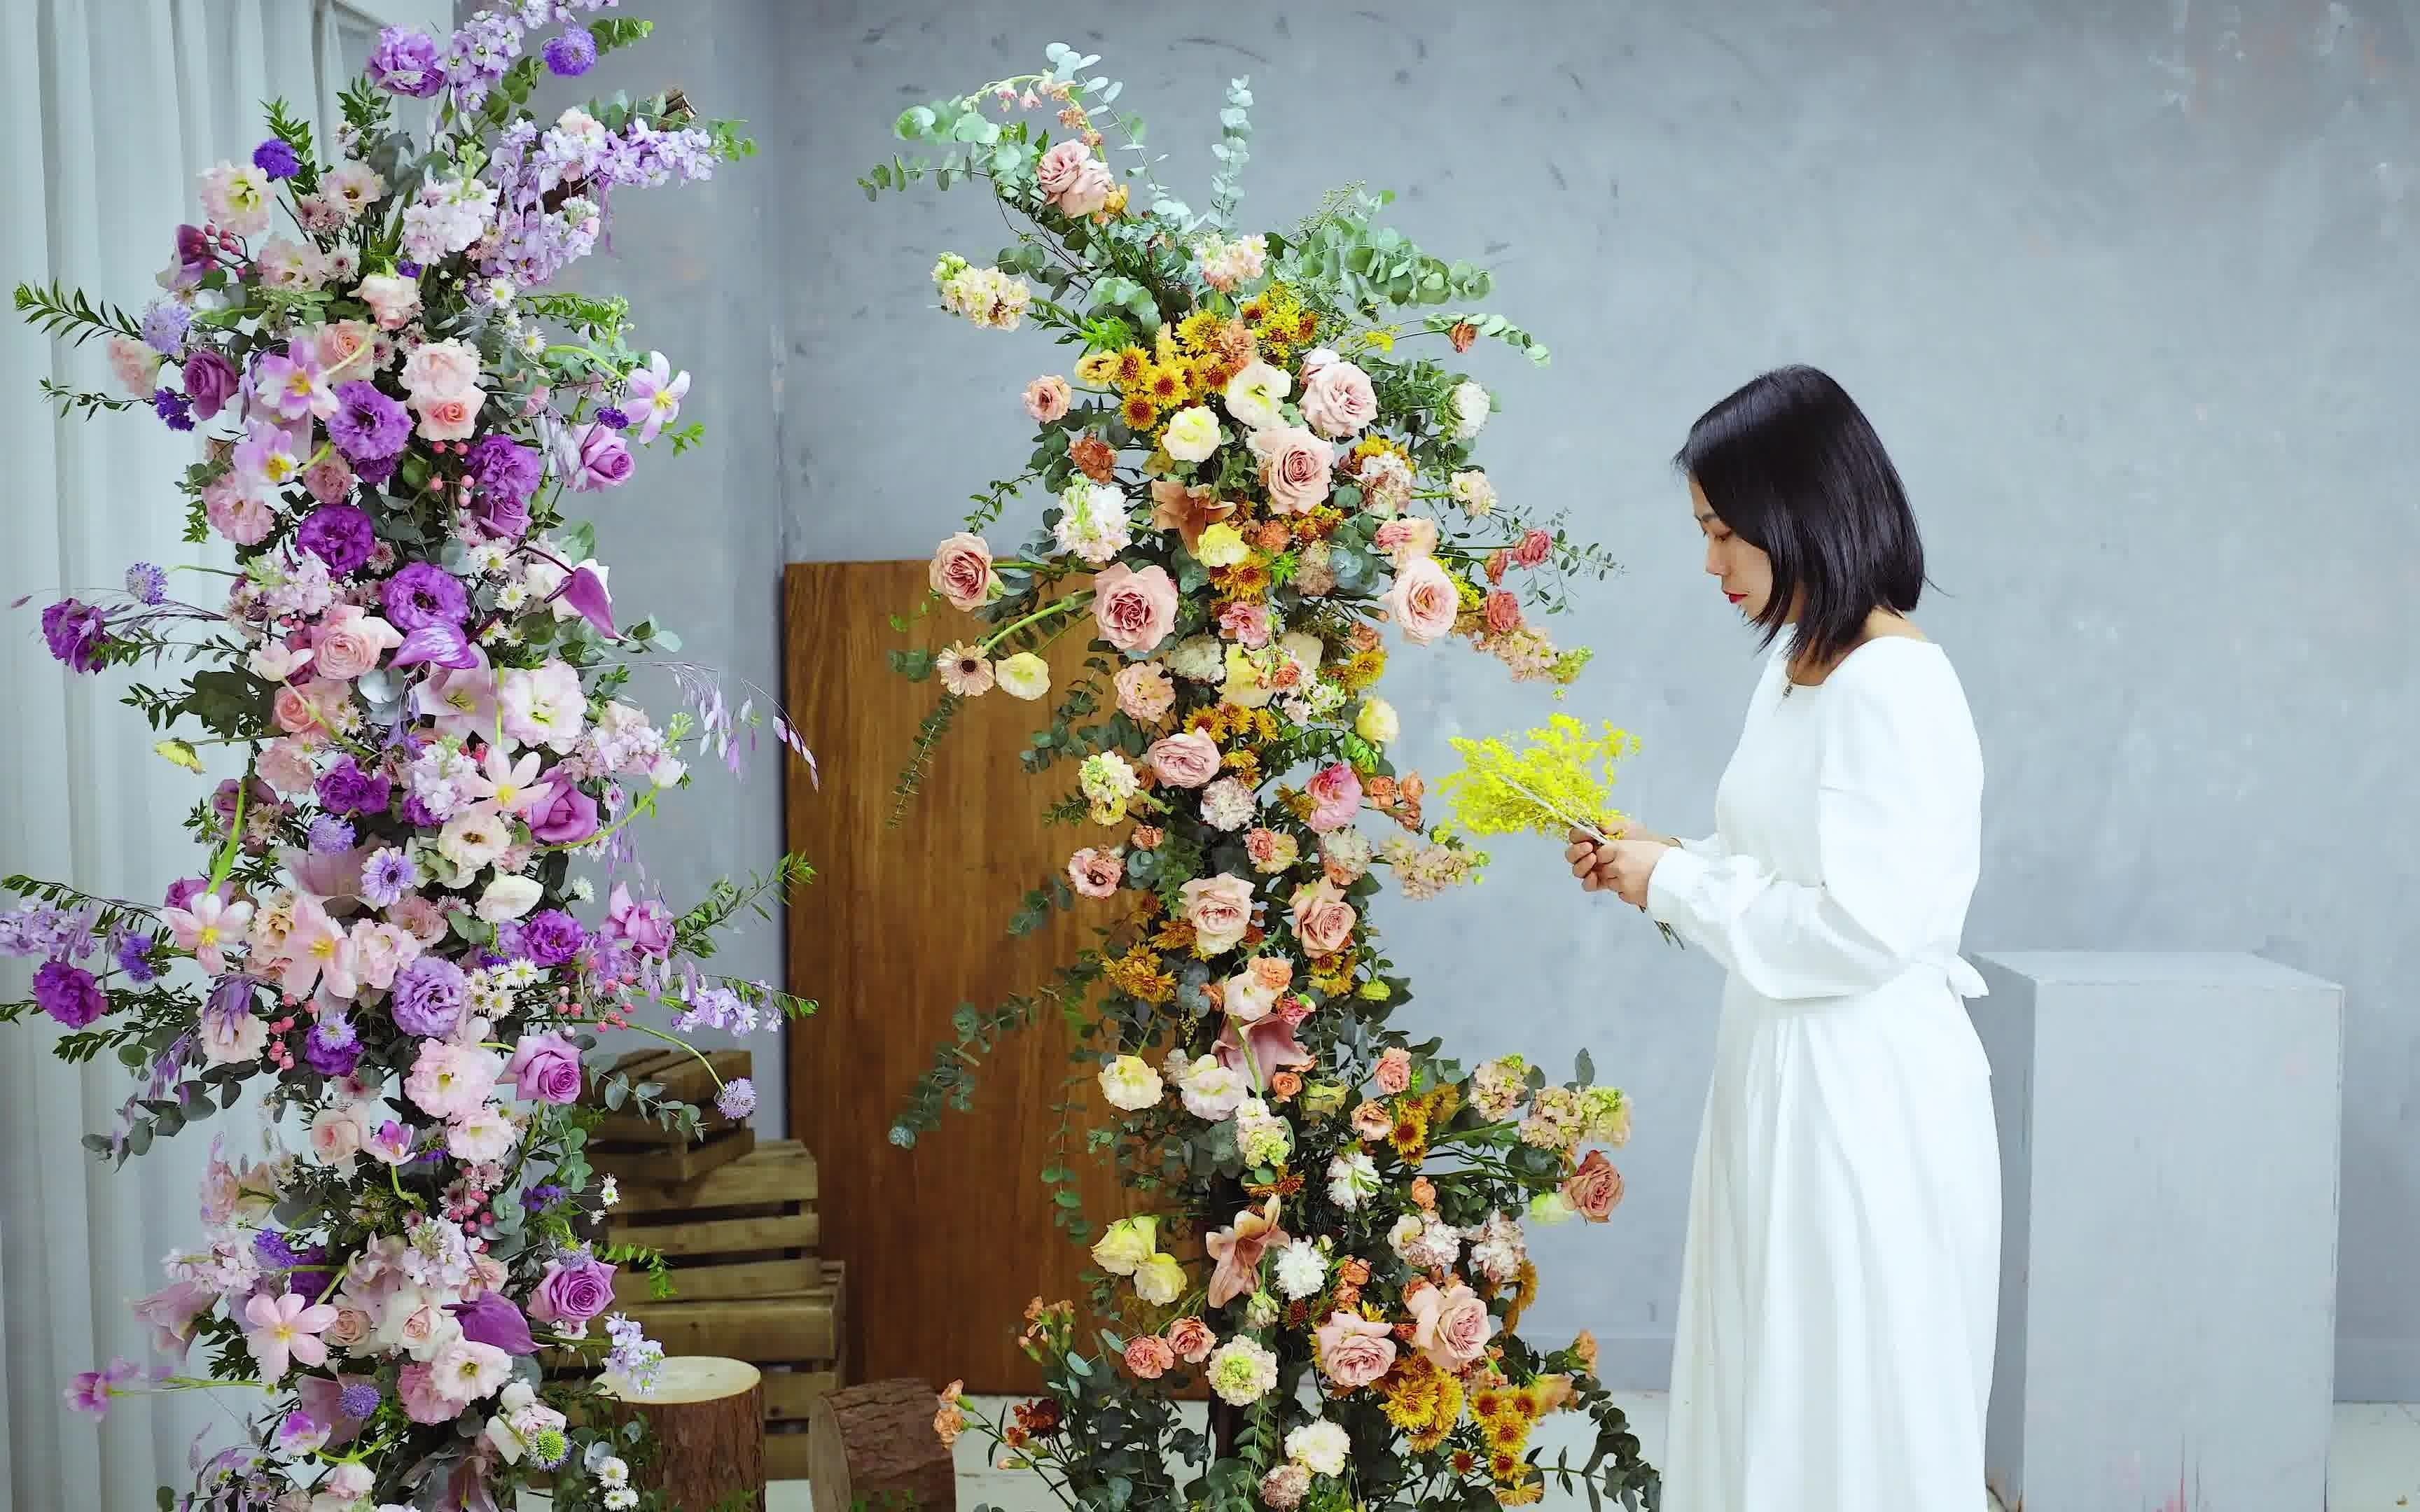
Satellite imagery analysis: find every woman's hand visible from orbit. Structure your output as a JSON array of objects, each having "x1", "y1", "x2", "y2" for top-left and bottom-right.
[
  {"x1": 1566, "y1": 827, "x2": 1615, "y2": 891},
  {"x1": 1599, "y1": 838, "x2": 1670, "y2": 909}
]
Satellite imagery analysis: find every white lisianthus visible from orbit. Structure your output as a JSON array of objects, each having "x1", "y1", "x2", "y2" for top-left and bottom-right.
[
  {"x1": 1449, "y1": 468, "x2": 1498, "y2": 516},
  {"x1": 1221, "y1": 360, "x2": 1291, "y2": 430},
  {"x1": 1235, "y1": 1098, "x2": 1293, "y2": 1166},
  {"x1": 439, "y1": 811, "x2": 513, "y2": 873},
  {"x1": 1162, "y1": 405, "x2": 1222, "y2": 463},
  {"x1": 1097, "y1": 1054, "x2": 1165, "y2": 1112},
  {"x1": 1529, "y1": 1189, "x2": 1577, "y2": 1225},
  {"x1": 1272, "y1": 1239, "x2": 1326, "y2": 1301},
  {"x1": 1286, "y1": 1418, "x2": 1351, "y2": 1478},
  {"x1": 1387, "y1": 1212, "x2": 1427, "y2": 1259},
  {"x1": 1133, "y1": 1251, "x2": 1185, "y2": 1306},
  {"x1": 1177, "y1": 1055, "x2": 1249, "y2": 1121}
]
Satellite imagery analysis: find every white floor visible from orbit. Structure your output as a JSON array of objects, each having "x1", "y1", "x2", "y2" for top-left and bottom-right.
[{"x1": 739, "y1": 1394, "x2": 2420, "y2": 1511}]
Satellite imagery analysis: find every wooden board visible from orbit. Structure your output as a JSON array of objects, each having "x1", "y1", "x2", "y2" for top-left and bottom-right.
[
  {"x1": 782, "y1": 560, "x2": 1130, "y2": 1395},
  {"x1": 590, "y1": 1122, "x2": 756, "y2": 1185}
]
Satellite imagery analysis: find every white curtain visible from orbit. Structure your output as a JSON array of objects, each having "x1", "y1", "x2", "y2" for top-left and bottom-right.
[{"x1": 0, "y1": 4, "x2": 443, "y2": 1507}]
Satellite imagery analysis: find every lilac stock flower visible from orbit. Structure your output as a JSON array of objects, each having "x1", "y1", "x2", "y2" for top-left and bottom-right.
[
  {"x1": 445, "y1": 11, "x2": 524, "y2": 107},
  {"x1": 515, "y1": 910, "x2": 585, "y2": 968},
  {"x1": 715, "y1": 1078, "x2": 758, "y2": 1121},
  {"x1": 33, "y1": 961, "x2": 106, "y2": 1028},
  {"x1": 380, "y1": 562, "x2": 468, "y2": 631},
  {"x1": 180, "y1": 350, "x2": 238, "y2": 420},
  {"x1": 307, "y1": 815, "x2": 356, "y2": 853},
  {"x1": 124, "y1": 562, "x2": 167, "y2": 605},
  {"x1": 151, "y1": 388, "x2": 195, "y2": 430},
  {"x1": 543, "y1": 29, "x2": 597, "y2": 76},
  {"x1": 316, "y1": 757, "x2": 391, "y2": 817},
  {"x1": 205, "y1": 974, "x2": 257, "y2": 1032},
  {"x1": 251, "y1": 139, "x2": 301, "y2": 180},
  {"x1": 359, "y1": 846, "x2": 419, "y2": 907},
  {"x1": 368, "y1": 27, "x2": 447, "y2": 97},
  {"x1": 41, "y1": 599, "x2": 111, "y2": 673},
  {"x1": 328, "y1": 381, "x2": 409, "y2": 462},
  {"x1": 296, "y1": 504, "x2": 377, "y2": 575},
  {"x1": 305, "y1": 1014, "x2": 362, "y2": 1078},
  {"x1": 390, "y1": 955, "x2": 466, "y2": 1037},
  {"x1": 140, "y1": 300, "x2": 190, "y2": 356}
]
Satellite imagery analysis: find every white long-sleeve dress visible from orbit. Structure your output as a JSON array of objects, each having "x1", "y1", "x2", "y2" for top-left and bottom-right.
[{"x1": 1645, "y1": 632, "x2": 2000, "y2": 1512}]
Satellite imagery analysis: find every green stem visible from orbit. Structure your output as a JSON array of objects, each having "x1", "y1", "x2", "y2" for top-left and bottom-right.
[
  {"x1": 977, "y1": 592, "x2": 1094, "y2": 655},
  {"x1": 624, "y1": 1022, "x2": 727, "y2": 1093}
]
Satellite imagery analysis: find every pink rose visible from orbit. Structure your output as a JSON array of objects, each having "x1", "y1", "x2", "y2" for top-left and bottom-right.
[
  {"x1": 1373, "y1": 517, "x2": 1438, "y2": 566},
  {"x1": 1290, "y1": 877, "x2": 1358, "y2": 956},
  {"x1": 1218, "y1": 601, "x2": 1272, "y2": 648},
  {"x1": 1513, "y1": 528, "x2": 1553, "y2": 568},
  {"x1": 1315, "y1": 1310, "x2": 1398, "y2": 1389},
  {"x1": 1484, "y1": 591, "x2": 1523, "y2": 634},
  {"x1": 1407, "y1": 1280, "x2": 1493, "y2": 1368},
  {"x1": 1067, "y1": 848, "x2": 1125, "y2": 899},
  {"x1": 310, "y1": 606, "x2": 402, "y2": 681},
  {"x1": 1090, "y1": 563, "x2": 1180, "y2": 654},
  {"x1": 1249, "y1": 426, "x2": 1335, "y2": 515},
  {"x1": 1166, "y1": 1317, "x2": 1216, "y2": 1364},
  {"x1": 399, "y1": 340, "x2": 480, "y2": 399},
  {"x1": 411, "y1": 388, "x2": 484, "y2": 442},
  {"x1": 387, "y1": 895, "x2": 447, "y2": 945},
  {"x1": 321, "y1": 1306, "x2": 373, "y2": 1352},
  {"x1": 1563, "y1": 1149, "x2": 1626, "y2": 1222},
  {"x1": 928, "y1": 533, "x2": 999, "y2": 612},
  {"x1": 359, "y1": 274, "x2": 421, "y2": 330},
  {"x1": 1181, "y1": 874, "x2": 1258, "y2": 954},
  {"x1": 1024, "y1": 374, "x2": 1073, "y2": 423},
  {"x1": 1386, "y1": 555, "x2": 1460, "y2": 645},
  {"x1": 1299, "y1": 358, "x2": 1377, "y2": 439},
  {"x1": 316, "y1": 320, "x2": 383, "y2": 381},
  {"x1": 1148, "y1": 731, "x2": 1223, "y2": 789},
  {"x1": 505, "y1": 1032, "x2": 583, "y2": 1104},
  {"x1": 1036, "y1": 140, "x2": 1115, "y2": 216},
  {"x1": 1305, "y1": 763, "x2": 1362, "y2": 833},
  {"x1": 1374, "y1": 1046, "x2": 1412, "y2": 1095},
  {"x1": 1122, "y1": 1335, "x2": 1176, "y2": 1380},
  {"x1": 1115, "y1": 662, "x2": 1174, "y2": 723}
]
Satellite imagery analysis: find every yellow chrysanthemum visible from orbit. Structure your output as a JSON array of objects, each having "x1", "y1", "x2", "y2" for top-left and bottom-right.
[
  {"x1": 1141, "y1": 363, "x2": 1188, "y2": 407},
  {"x1": 1111, "y1": 346, "x2": 1151, "y2": 388},
  {"x1": 1389, "y1": 1105, "x2": 1431, "y2": 1163},
  {"x1": 1177, "y1": 309, "x2": 1225, "y2": 351},
  {"x1": 1496, "y1": 1474, "x2": 1545, "y2": 1506},
  {"x1": 1076, "y1": 351, "x2": 1122, "y2": 386},
  {"x1": 1209, "y1": 563, "x2": 1271, "y2": 600},
  {"x1": 1237, "y1": 294, "x2": 1272, "y2": 328},
  {"x1": 1120, "y1": 395, "x2": 1161, "y2": 431},
  {"x1": 1503, "y1": 1258, "x2": 1541, "y2": 1333},
  {"x1": 1334, "y1": 645, "x2": 1388, "y2": 693}
]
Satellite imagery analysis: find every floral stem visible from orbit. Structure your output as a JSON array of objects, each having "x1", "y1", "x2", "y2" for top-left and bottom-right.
[
  {"x1": 977, "y1": 592, "x2": 1093, "y2": 656},
  {"x1": 623, "y1": 1021, "x2": 725, "y2": 1093}
]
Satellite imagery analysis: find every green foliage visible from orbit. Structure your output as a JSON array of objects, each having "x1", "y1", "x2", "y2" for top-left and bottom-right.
[{"x1": 13, "y1": 279, "x2": 141, "y2": 346}]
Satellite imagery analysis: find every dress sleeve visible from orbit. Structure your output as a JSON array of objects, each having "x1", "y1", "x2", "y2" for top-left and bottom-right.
[{"x1": 1644, "y1": 660, "x2": 1976, "y2": 1000}]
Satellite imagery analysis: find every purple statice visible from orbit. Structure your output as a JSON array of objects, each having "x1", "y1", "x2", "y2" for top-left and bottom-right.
[
  {"x1": 328, "y1": 381, "x2": 409, "y2": 462},
  {"x1": 390, "y1": 955, "x2": 466, "y2": 1037},
  {"x1": 338, "y1": 1382, "x2": 382, "y2": 1420},
  {"x1": 367, "y1": 27, "x2": 447, "y2": 97},
  {"x1": 151, "y1": 388, "x2": 195, "y2": 431},
  {"x1": 40, "y1": 599, "x2": 111, "y2": 673},
  {"x1": 715, "y1": 1078, "x2": 758, "y2": 1121},
  {"x1": 359, "y1": 847, "x2": 419, "y2": 908},
  {"x1": 114, "y1": 931, "x2": 159, "y2": 983},
  {"x1": 251, "y1": 139, "x2": 302, "y2": 180},
  {"x1": 295, "y1": 503, "x2": 377, "y2": 575},
  {"x1": 515, "y1": 909, "x2": 585, "y2": 968},
  {"x1": 307, "y1": 816, "x2": 356, "y2": 853},
  {"x1": 521, "y1": 1183, "x2": 564, "y2": 1212},
  {"x1": 594, "y1": 405, "x2": 629, "y2": 430},
  {"x1": 32, "y1": 961, "x2": 106, "y2": 1028},
  {"x1": 316, "y1": 757, "x2": 391, "y2": 818},
  {"x1": 124, "y1": 562, "x2": 167, "y2": 605},
  {"x1": 380, "y1": 562, "x2": 468, "y2": 631},
  {"x1": 140, "y1": 300, "x2": 190, "y2": 357},
  {"x1": 543, "y1": 28, "x2": 597, "y2": 76},
  {"x1": 305, "y1": 1014, "x2": 362, "y2": 1078}
]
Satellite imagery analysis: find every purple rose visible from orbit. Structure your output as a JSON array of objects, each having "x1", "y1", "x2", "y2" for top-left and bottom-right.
[
  {"x1": 527, "y1": 783, "x2": 599, "y2": 846},
  {"x1": 32, "y1": 961, "x2": 106, "y2": 1028},
  {"x1": 367, "y1": 27, "x2": 446, "y2": 97},
  {"x1": 449, "y1": 1292, "x2": 536, "y2": 1356},
  {"x1": 515, "y1": 910, "x2": 586, "y2": 969},
  {"x1": 181, "y1": 350, "x2": 239, "y2": 420},
  {"x1": 316, "y1": 757, "x2": 391, "y2": 818},
  {"x1": 527, "y1": 1253, "x2": 616, "y2": 1325},
  {"x1": 506, "y1": 1031, "x2": 584, "y2": 1104},
  {"x1": 296, "y1": 505, "x2": 377, "y2": 575},
  {"x1": 162, "y1": 877, "x2": 208, "y2": 911},
  {"x1": 389, "y1": 955, "x2": 466, "y2": 1037},
  {"x1": 380, "y1": 563, "x2": 468, "y2": 631},
  {"x1": 41, "y1": 599, "x2": 111, "y2": 673},
  {"x1": 566, "y1": 423, "x2": 632, "y2": 491},
  {"x1": 328, "y1": 382, "x2": 409, "y2": 463}
]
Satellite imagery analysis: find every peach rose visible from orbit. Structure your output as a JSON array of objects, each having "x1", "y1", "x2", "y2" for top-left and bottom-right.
[
  {"x1": 1374, "y1": 1046, "x2": 1412, "y2": 1095},
  {"x1": 411, "y1": 388, "x2": 484, "y2": 442},
  {"x1": 311, "y1": 606, "x2": 402, "y2": 681},
  {"x1": 1299, "y1": 358, "x2": 1377, "y2": 440},
  {"x1": 1513, "y1": 528, "x2": 1553, "y2": 568},
  {"x1": 1024, "y1": 374, "x2": 1072, "y2": 423},
  {"x1": 1249, "y1": 425, "x2": 1335, "y2": 515},
  {"x1": 1373, "y1": 517, "x2": 1438, "y2": 566},
  {"x1": 322, "y1": 1306, "x2": 373, "y2": 1352},
  {"x1": 1386, "y1": 554, "x2": 1460, "y2": 645},
  {"x1": 1036, "y1": 141, "x2": 1115, "y2": 217},
  {"x1": 1407, "y1": 1280, "x2": 1493, "y2": 1368},
  {"x1": 317, "y1": 319, "x2": 384, "y2": 381},
  {"x1": 1123, "y1": 1334, "x2": 1176, "y2": 1380},
  {"x1": 1148, "y1": 730, "x2": 1223, "y2": 789},
  {"x1": 1067, "y1": 847, "x2": 1124, "y2": 899},
  {"x1": 1167, "y1": 1317, "x2": 1216, "y2": 1364},
  {"x1": 1114, "y1": 661, "x2": 1175, "y2": 723},
  {"x1": 1290, "y1": 877, "x2": 1357, "y2": 956},
  {"x1": 1563, "y1": 1149, "x2": 1626, "y2": 1222},
  {"x1": 1315, "y1": 1310, "x2": 1398, "y2": 1390},
  {"x1": 1350, "y1": 1100, "x2": 1392, "y2": 1141},
  {"x1": 928, "y1": 533, "x2": 1000, "y2": 612},
  {"x1": 1181, "y1": 874, "x2": 1257, "y2": 954},
  {"x1": 1090, "y1": 563, "x2": 1180, "y2": 654},
  {"x1": 1249, "y1": 955, "x2": 1293, "y2": 992},
  {"x1": 1484, "y1": 590, "x2": 1523, "y2": 634}
]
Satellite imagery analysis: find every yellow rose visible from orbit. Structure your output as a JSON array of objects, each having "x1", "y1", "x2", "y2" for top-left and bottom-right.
[
  {"x1": 1092, "y1": 1216, "x2": 1159, "y2": 1277},
  {"x1": 996, "y1": 652, "x2": 1050, "y2": 701},
  {"x1": 1194, "y1": 522, "x2": 1249, "y2": 568},
  {"x1": 1134, "y1": 1251, "x2": 1186, "y2": 1306},
  {"x1": 1354, "y1": 697, "x2": 1400, "y2": 746}
]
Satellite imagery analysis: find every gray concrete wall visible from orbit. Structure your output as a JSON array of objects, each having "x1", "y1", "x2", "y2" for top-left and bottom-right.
[{"x1": 573, "y1": 0, "x2": 2419, "y2": 1394}]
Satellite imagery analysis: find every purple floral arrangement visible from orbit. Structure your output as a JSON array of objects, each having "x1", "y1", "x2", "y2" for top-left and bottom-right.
[{"x1": 6, "y1": 9, "x2": 812, "y2": 1511}]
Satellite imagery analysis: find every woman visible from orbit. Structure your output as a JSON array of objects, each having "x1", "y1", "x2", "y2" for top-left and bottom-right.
[{"x1": 1568, "y1": 365, "x2": 1999, "y2": 1511}]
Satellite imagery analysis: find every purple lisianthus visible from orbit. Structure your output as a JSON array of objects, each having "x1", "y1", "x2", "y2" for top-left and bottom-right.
[
  {"x1": 307, "y1": 816, "x2": 356, "y2": 853},
  {"x1": 163, "y1": 877, "x2": 207, "y2": 912},
  {"x1": 450, "y1": 1291, "x2": 536, "y2": 1356},
  {"x1": 401, "y1": 794, "x2": 443, "y2": 830},
  {"x1": 515, "y1": 910, "x2": 586, "y2": 968},
  {"x1": 33, "y1": 961, "x2": 106, "y2": 1028},
  {"x1": 181, "y1": 350, "x2": 238, "y2": 420},
  {"x1": 527, "y1": 783, "x2": 599, "y2": 846},
  {"x1": 41, "y1": 599, "x2": 111, "y2": 673},
  {"x1": 389, "y1": 955, "x2": 466, "y2": 1037},
  {"x1": 359, "y1": 846, "x2": 419, "y2": 907},
  {"x1": 305, "y1": 1014, "x2": 363, "y2": 1078},
  {"x1": 125, "y1": 562, "x2": 167, "y2": 605},
  {"x1": 328, "y1": 382, "x2": 410, "y2": 462},
  {"x1": 368, "y1": 27, "x2": 446, "y2": 97},
  {"x1": 251, "y1": 139, "x2": 302, "y2": 180},
  {"x1": 353, "y1": 451, "x2": 400, "y2": 489},
  {"x1": 565, "y1": 422, "x2": 632, "y2": 491},
  {"x1": 543, "y1": 29, "x2": 598, "y2": 77},
  {"x1": 527, "y1": 1251, "x2": 616, "y2": 1326},
  {"x1": 465, "y1": 433, "x2": 543, "y2": 503},
  {"x1": 317, "y1": 757, "x2": 391, "y2": 818},
  {"x1": 296, "y1": 504, "x2": 377, "y2": 575},
  {"x1": 380, "y1": 562, "x2": 468, "y2": 631},
  {"x1": 115, "y1": 931, "x2": 159, "y2": 983}
]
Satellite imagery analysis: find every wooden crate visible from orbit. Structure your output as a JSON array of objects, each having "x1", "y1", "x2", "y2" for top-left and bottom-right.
[
  {"x1": 587, "y1": 1047, "x2": 756, "y2": 1185},
  {"x1": 607, "y1": 1140, "x2": 821, "y2": 1306}
]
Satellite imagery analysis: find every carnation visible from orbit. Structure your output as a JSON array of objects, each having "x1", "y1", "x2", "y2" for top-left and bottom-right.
[
  {"x1": 1326, "y1": 1149, "x2": 1378, "y2": 1210},
  {"x1": 1286, "y1": 1418, "x2": 1351, "y2": 1478},
  {"x1": 1206, "y1": 1337, "x2": 1279, "y2": 1406},
  {"x1": 1272, "y1": 1239, "x2": 1326, "y2": 1301},
  {"x1": 1163, "y1": 636, "x2": 1227, "y2": 683},
  {"x1": 1199, "y1": 777, "x2": 1258, "y2": 832}
]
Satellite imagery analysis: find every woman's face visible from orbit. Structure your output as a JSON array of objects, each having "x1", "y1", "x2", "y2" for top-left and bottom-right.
[{"x1": 1690, "y1": 475, "x2": 1779, "y2": 620}]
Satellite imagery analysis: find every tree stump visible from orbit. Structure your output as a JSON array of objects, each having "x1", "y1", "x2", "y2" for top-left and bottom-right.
[
  {"x1": 600, "y1": 1356, "x2": 767, "y2": 1511},
  {"x1": 806, "y1": 1378, "x2": 957, "y2": 1512}
]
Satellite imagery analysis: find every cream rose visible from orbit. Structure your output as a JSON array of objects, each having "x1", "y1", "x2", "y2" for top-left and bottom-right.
[
  {"x1": 1290, "y1": 878, "x2": 1358, "y2": 957},
  {"x1": 1298, "y1": 358, "x2": 1377, "y2": 439},
  {"x1": 1023, "y1": 374, "x2": 1072, "y2": 423},
  {"x1": 1090, "y1": 563, "x2": 1180, "y2": 654},
  {"x1": 1386, "y1": 554, "x2": 1460, "y2": 645},
  {"x1": 1183, "y1": 874, "x2": 1258, "y2": 954},
  {"x1": 400, "y1": 339, "x2": 481, "y2": 400},
  {"x1": 927, "y1": 533, "x2": 1000, "y2": 612},
  {"x1": 1147, "y1": 731, "x2": 1223, "y2": 789},
  {"x1": 1249, "y1": 425, "x2": 1335, "y2": 515},
  {"x1": 1097, "y1": 1054, "x2": 1164, "y2": 1112},
  {"x1": 1092, "y1": 1216, "x2": 1157, "y2": 1277},
  {"x1": 1035, "y1": 140, "x2": 1115, "y2": 216}
]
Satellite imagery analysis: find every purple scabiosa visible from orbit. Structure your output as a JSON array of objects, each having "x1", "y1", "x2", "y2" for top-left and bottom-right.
[
  {"x1": 338, "y1": 1382, "x2": 381, "y2": 1420},
  {"x1": 140, "y1": 300, "x2": 191, "y2": 356},
  {"x1": 296, "y1": 503, "x2": 377, "y2": 575},
  {"x1": 251, "y1": 139, "x2": 302, "y2": 180},
  {"x1": 124, "y1": 562, "x2": 167, "y2": 605},
  {"x1": 252, "y1": 1230, "x2": 301, "y2": 1270},
  {"x1": 151, "y1": 388, "x2": 195, "y2": 430},
  {"x1": 359, "y1": 846, "x2": 419, "y2": 907},
  {"x1": 328, "y1": 381, "x2": 410, "y2": 462},
  {"x1": 715, "y1": 1077, "x2": 758, "y2": 1121},
  {"x1": 305, "y1": 1014, "x2": 362, "y2": 1078},
  {"x1": 32, "y1": 960, "x2": 105, "y2": 1028},
  {"x1": 307, "y1": 816, "x2": 356, "y2": 853},
  {"x1": 380, "y1": 562, "x2": 468, "y2": 631},
  {"x1": 543, "y1": 28, "x2": 597, "y2": 77},
  {"x1": 41, "y1": 599, "x2": 111, "y2": 672}
]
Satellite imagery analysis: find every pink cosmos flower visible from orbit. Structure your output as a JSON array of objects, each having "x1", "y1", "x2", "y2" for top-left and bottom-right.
[
  {"x1": 243, "y1": 1291, "x2": 338, "y2": 1380},
  {"x1": 164, "y1": 890, "x2": 253, "y2": 976},
  {"x1": 280, "y1": 894, "x2": 355, "y2": 1000},
  {"x1": 462, "y1": 744, "x2": 554, "y2": 818},
  {"x1": 623, "y1": 351, "x2": 690, "y2": 444}
]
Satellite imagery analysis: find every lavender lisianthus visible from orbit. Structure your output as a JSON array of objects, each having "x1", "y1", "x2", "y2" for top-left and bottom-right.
[
  {"x1": 317, "y1": 757, "x2": 391, "y2": 817},
  {"x1": 251, "y1": 139, "x2": 301, "y2": 180},
  {"x1": 380, "y1": 562, "x2": 468, "y2": 631},
  {"x1": 367, "y1": 27, "x2": 446, "y2": 97},
  {"x1": 464, "y1": 433, "x2": 543, "y2": 503},
  {"x1": 328, "y1": 382, "x2": 409, "y2": 462},
  {"x1": 32, "y1": 961, "x2": 106, "y2": 1028},
  {"x1": 125, "y1": 562, "x2": 167, "y2": 605},
  {"x1": 180, "y1": 350, "x2": 238, "y2": 420},
  {"x1": 515, "y1": 910, "x2": 585, "y2": 968},
  {"x1": 389, "y1": 955, "x2": 466, "y2": 1037},
  {"x1": 543, "y1": 29, "x2": 597, "y2": 76},
  {"x1": 40, "y1": 600, "x2": 111, "y2": 673},
  {"x1": 296, "y1": 504, "x2": 377, "y2": 575}
]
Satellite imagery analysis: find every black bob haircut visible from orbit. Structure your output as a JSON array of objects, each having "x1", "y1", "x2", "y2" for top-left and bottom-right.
[{"x1": 1674, "y1": 365, "x2": 1928, "y2": 671}]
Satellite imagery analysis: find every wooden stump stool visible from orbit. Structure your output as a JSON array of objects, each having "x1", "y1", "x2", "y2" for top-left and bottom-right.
[
  {"x1": 601, "y1": 1356, "x2": 767, "y2": 1511},
  {"x1": 806, "y1": 1378, "x2": 956, "y2": 1512}
]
